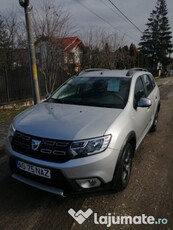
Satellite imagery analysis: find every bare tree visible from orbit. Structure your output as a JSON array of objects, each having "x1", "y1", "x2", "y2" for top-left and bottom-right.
[
  {"x1": 32, "y1": 0, "x2": 74, "y2": 39},
  {"x1": 31, "y1": 0, "x2": 75, "y2": 93},
  {"x1": 0, "y1": 9, "x2": 28, "y2": 70},
  {"x1": 0, "y1": 9, "x2": 29, "y2": 103},
  {"x1": 1, "y1": 10, "x2": 18, "y2": 70},
  {"x1": 82, "y1": 28, "x2": 124, "y2": 69}
]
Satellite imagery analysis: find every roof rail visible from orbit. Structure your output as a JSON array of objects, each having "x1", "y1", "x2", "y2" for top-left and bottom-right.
[
  {"x1": 78, "y1": 68, "x2": 110, "y2": 76},
  {"x1": 126, "y1": 68, "x2": 148, "y2": 76}
]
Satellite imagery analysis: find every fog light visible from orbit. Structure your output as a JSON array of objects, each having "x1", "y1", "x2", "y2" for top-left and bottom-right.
[{"x1": 76, "y1": 178, "x2": 101, "y2": 189}]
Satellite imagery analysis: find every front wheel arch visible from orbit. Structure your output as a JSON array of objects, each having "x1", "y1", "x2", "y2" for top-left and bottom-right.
[{"x1": 111, "y1": 132, "x2": 136, "y2": 191}]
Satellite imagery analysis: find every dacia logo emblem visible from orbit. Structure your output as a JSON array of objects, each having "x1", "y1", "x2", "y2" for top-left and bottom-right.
[{"x1": 31, "y1": 139, "x2": 41, "y2": 151}]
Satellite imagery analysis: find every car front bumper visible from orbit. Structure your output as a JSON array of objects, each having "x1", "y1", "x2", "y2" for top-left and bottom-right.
[{"x1": 7, "y1": 139, "x2": 120, "y2": 195}]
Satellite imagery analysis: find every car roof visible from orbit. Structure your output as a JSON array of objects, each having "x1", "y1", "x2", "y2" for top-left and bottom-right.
[{"x1": 77, "y1": 68, "x2": 149, "y2": 78}]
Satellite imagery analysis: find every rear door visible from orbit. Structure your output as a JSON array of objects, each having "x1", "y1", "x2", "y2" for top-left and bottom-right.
[
  {"x1": 133, "y1": 76, "x2": 149, "y2": 142},
  {"x1": 141, "y1": 74, "x2": 156, "y2": 124}
]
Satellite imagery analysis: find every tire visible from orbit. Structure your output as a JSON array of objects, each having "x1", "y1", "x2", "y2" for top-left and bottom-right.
[
  {"x1": 150, "y1": 110, "x2": 159, "y2": 132},
  {"x1": 112, "y1": 143, "x2": 133, "y2": 192}
]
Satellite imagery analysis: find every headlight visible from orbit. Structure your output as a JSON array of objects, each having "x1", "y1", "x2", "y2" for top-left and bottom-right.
[
  {"x1": 69, "y1": 135, "x2": 111, "y2": 158},
  {"x1": 8, "y1": 123, "x2": 16, "y2": 142}
]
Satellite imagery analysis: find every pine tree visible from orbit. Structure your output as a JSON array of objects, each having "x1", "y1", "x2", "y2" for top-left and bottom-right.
[{"x1": 139, "y1": 0, "x2": 173, "y2": 70}]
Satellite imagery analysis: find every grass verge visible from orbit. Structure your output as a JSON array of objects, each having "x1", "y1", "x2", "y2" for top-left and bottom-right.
[{"x1": 0, "y1": 107, "x2": 29, "y2": 122}]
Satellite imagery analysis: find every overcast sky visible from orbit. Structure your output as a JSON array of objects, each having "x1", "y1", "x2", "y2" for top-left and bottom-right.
[{"x1": 0, "y1": 0, "x2": 173, "y2": 47}]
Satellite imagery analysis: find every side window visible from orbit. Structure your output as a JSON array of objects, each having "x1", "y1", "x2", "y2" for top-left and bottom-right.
[
  {"x1": 142, "y1": 75, "x2": 153, "y2": 96},
  {"x1": 134, "y1": 77, "x2": 145, "y2": 102}
]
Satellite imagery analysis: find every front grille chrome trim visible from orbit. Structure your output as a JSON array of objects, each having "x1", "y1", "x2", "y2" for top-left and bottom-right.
[
  {"x1": 40, "y1": 149, "x2": 52, "y2": 154},
  {"x1": 43, "y1": 141, "x2": 56, "y2": 146},
  {"x1": 53, "y1": 150, "x2": 66, "y2": 156},
  {"x1": 56, "y1": 142, "x2": 69, "y2": 147}
]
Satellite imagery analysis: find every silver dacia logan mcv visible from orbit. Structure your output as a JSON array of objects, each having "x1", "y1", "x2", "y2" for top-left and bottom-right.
[{"x1": 7, "y1": 68, "x2": 160, "y2": 196}]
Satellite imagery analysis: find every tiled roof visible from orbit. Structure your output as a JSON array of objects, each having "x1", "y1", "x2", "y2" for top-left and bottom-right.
[
  {"x1": 62, "y1": 37, "x2": 84, "y2": 52},
  {"x1": 36, "y1": 36, "x2": 84, "y2": 52}
]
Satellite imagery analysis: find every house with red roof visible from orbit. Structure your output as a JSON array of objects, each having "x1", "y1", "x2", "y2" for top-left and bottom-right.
[{"x1": 35, "y1": 36, "x2": 85, "y2": 71}]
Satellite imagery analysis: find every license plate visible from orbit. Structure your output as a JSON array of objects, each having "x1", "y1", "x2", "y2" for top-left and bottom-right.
[{"x1": 16, "y1": 160, "x2": 51, "y2": 179}]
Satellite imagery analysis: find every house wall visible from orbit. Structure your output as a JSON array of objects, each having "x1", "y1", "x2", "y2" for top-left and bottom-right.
[
  {"x1": 35, "y1": 39, "x2": 84, "y2": 68},
  {"x1": 71, "y1": 46, "x2": 83, "y2": 64}
]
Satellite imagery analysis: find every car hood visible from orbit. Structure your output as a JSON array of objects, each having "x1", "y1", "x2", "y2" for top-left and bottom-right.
[{"x1": 13, "y1": 102, "x2": 122, "y2": 140}]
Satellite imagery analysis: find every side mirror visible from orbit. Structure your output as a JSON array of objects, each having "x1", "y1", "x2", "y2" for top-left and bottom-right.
[
  {"x1": 138, "y1": 98, "x2": 152, "y2": 108},
  {"x1": 45, "y1": 93, "x2": 51, "y2": 99}
]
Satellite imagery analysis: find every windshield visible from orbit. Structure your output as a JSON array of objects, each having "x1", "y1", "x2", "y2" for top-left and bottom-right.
[{"x1": 49, "y1": 77, "x2": 131, "y2": 109}]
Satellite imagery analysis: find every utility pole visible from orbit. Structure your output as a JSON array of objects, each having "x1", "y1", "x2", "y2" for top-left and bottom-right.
[{"x1": 19, "y1": 0, "x2": 40, "y2": 104}]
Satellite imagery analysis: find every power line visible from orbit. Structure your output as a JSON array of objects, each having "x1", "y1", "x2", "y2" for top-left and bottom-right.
[
  {"x1": 107, "y1": 0, "x2": 143, "y2": 34},
  {"x1": 76, "y1": 0, "x2": 118, "y2": 31},
  {"x1": 100, "y1": 0, "x2": 129, "y2": 25},
  {"x1": 75, "y1": 0, "x2": 139, "y2": 43}
]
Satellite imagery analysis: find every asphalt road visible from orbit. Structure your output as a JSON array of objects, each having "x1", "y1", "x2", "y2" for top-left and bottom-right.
[{"x1": 0, "y1": 78, "x2": 173, "y2": 230}]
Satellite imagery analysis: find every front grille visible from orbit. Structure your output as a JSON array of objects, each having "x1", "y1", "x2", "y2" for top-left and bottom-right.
[{"x1": 11, "y1": 131, "x2": 72, "y2": 163}]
